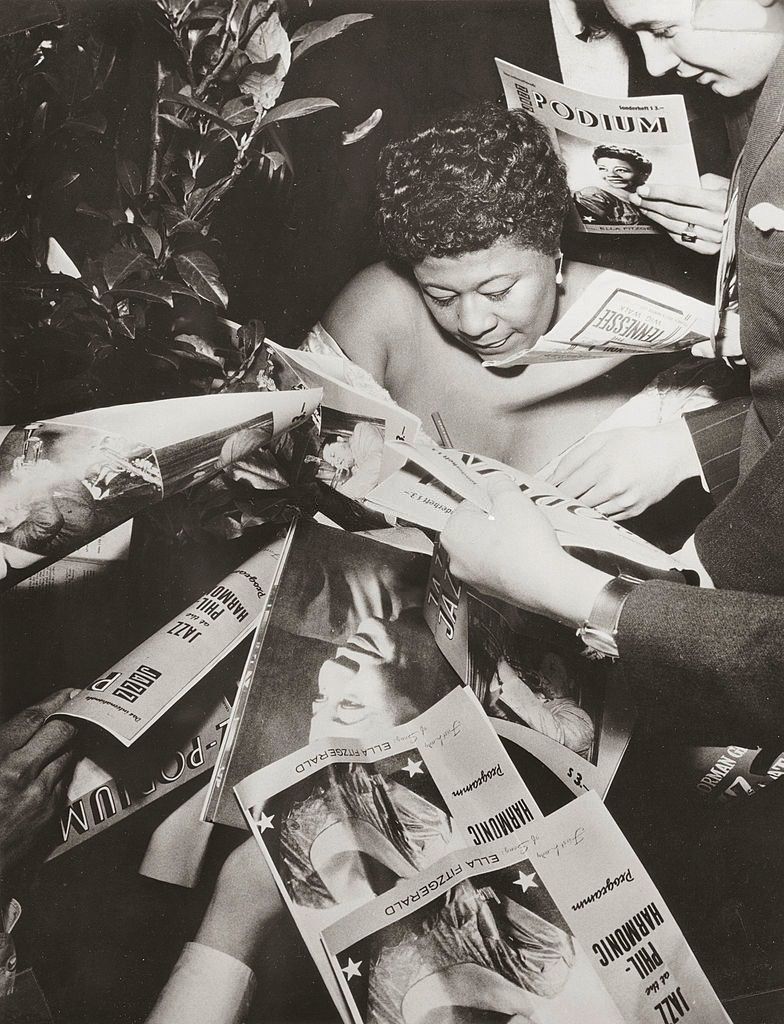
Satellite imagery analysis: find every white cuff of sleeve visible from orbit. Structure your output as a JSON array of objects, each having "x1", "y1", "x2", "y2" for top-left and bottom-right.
[
  {"x1": 675, "y1": 415, "x2": 709, "y2": 493},
  {"x1": 145, "y1": 942, "x2": 256, "y2": 1024},
  {"x1": 675, "y1": 534, "x2": 714, "y2": 589}
]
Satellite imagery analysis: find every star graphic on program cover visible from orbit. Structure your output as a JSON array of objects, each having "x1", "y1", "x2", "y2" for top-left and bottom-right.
[
  {"x1": 403, "y1": 757, "x2": 424, "y2": 778},
  {"x1": 257, "y1": 812, "x2": 275, "y2": 834},
  {"x1": 513, "y1": 870, "x2": 539, "y2": 893},
  {"x1": 341, "y1": 958, "x2": 363, "y2": 980}
]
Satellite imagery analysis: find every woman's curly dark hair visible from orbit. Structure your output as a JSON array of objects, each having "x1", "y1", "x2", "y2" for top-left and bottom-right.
[
  {"x1": 592, "y1": 145, "x2": 653, "y2": 181},
  {"x1": 376, "y1": 102, "x2": 570, "y2": 265}
]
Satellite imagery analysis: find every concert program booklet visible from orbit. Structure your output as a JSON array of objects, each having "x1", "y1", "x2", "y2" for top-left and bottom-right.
[
  {"x1": 0, "y1": 388, "x2": 320, "y2": 591},
  {"x1": 322, "y1": 791, "x2": 730, "y2": 1024},
  {"x1": 203, "y1": 520, "x2": 622, "y2": 831},
  {"x1": 234, "y1": 687, "x2": 542, "y2": 1022},
  {"x1": 52, "y1": 535, "x2": 285, "y2": 745},
  {"x1": 496, "y1": 60, "x2": 700, "y2": 237}
]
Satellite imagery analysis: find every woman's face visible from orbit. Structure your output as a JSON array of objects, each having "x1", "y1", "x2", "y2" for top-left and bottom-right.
[
  {"x1": 413, "y1": 237, "x2": 557, "y2": 362},
  {"x1": 604, "y1": 0, "x2": 784, "y2": 97},
  {"x1": 322, "y1": 439, "x2": 354, "y2": 471},
  {"x1": 595, "y1": 156, "x2": 641, "y2": 192},
  {"x1": 310, "y1": 618, "x2": 422, "y2": 741}
]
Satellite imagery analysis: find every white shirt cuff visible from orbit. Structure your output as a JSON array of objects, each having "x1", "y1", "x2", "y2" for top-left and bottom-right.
[
  {"x1": 675, "y1": 534, "x2": 714, "y2": 588},
  {"x1": 676, "y1": 415, "x2": 710, "y2": 492},
  {"x1": 145, "y1": 942, "x2": 256, "y2": 1024}
]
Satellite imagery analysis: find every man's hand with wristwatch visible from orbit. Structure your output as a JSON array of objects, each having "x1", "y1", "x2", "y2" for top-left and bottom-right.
[{"x1": 441, "y1": 475, "x2": 642, "y2": 658}]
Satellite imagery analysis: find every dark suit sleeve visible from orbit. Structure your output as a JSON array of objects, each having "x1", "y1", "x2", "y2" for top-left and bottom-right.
[
  {"x1": 693, "y1": 424, "x2": 784, "y2": 594},
  {"x1": 617, "y1": 579, "x2": 784, "y2": 745},
  {"x1": 683, "y1": 395, "x2": 751, "y2": 504}
]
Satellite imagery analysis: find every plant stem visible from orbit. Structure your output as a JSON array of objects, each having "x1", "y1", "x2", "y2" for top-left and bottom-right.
[
  {"x1": 146, "y1": 59, "x2": 165, "y2": 193},
  {"x1": 189, "y1": 106, "x2": 265, "y2": 223},
  {"x1": 195, "y1": 0, "x2": 239, "y2": 100}
]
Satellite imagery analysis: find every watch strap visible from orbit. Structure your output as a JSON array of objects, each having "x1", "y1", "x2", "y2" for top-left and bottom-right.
[{"x1": 577, "y1": 573, "x2": 642, "y2": 658}]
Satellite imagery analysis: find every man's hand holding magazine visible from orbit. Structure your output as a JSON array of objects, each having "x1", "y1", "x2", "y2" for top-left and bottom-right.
[{"x1": 441, "y1": 474, "x2": 612, "y2": 629}]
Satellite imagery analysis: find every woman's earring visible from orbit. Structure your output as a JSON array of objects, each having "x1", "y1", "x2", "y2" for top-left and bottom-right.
[{"x1": 555, "y1": 252, "x2": 564, "y2": 286}]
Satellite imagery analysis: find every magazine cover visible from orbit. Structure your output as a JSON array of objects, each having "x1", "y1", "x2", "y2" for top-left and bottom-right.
[
  {"x1": 235, "y1": 687, "x2": 542, "y2": 1023},
  {"x1": 47, "y1": 652, "x2": 242, "y2": 860},
  {"x1": 323, "y1": 792, "x2": 731, "y2": 1024},
  {"x1": 686, "y1": 743, "x2": 784, "y2": 804},
  {"x1": 366, "y1": 441, "x2": 683, "y2": 577},
  {"x1": 54, "y1": 535, "x2": 285, "y2": 745},
  {"x1": 426, "y1": 543, "x2": 634, "y2": 797},
  {"x1": 203, "y1": 519, "x2": 462, "y2": 828},
  {"x1": 0, "y1": 389, "x2": 320, "y2": 591},
  {"x1": 205, "y1": 520, "x2": 623, "y2": 831},
  {"x1": 496, "y1": 60, "x2": 700, "y2": 236}
]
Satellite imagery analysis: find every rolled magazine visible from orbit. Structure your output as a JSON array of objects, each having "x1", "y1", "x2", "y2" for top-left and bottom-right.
[
  {"x1": 366, "y1": 440, "x2": 684, "y2": 577},
  {"x1": 0, "y1": 389, "x2": 320, "y2": 591}
]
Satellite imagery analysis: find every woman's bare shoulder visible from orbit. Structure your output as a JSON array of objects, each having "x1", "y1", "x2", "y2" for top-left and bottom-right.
[
  {"x1": 324, "y1": 262, "x2": 419, "y2": 337},
  {"x1": 322, "y1": 261, "x2": 421, "y2": 377}
]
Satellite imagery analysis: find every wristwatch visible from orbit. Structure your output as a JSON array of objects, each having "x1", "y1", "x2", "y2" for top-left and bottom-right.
[{"x1": 577, "y1": 573, "x2": 643, "y2": 659}]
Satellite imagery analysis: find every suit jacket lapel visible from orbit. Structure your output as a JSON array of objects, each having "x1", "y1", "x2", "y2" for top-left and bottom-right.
[{"x1": 739, "y1": 41, "x2": 784, "y2": 217}]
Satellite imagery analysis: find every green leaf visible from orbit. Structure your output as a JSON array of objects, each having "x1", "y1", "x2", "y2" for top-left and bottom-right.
[
  {"x1": 238, "y1": 57, "x2": 283, "y2": 113},
  {"x1": 237, "y1": 318, "x2": 266, "y2": 357},
  {"x1": 112, "y1": 282, "x2": 173, "y2": 306},
  {"x1": 221, "y1": 96, "x2": 259, "y2": 126},
  {"x1": 190, "y1": 4, "x2": 226, "y2": 19},
  {"x1": 174, "y1": 251, "x2": 228, "y2": 307},
  {"x1": 139, "y1": 225, "x2": 163, "y2": 259},
  {"x1": 118, "y1": 158, "x2": 142, "y2": 197},
  {"x1": 160, "y1": 113, "x2": 192, "y2": 131},
  {"x1": 49, "y1": 169, "x2": 81, "y2": 191},
  {"x1": 66, "y1": 111, "x2": 108, "y2": 135},
  {"x1": 102, "y1": 247, "x2": 155, "y2": 289},
  {"x1": 292, "y1": 14, "x2": 373, "y2": 63},
  {"x1": 173, "y1": 334, "x2": 226, "y2": 368},
  {"x1": 163, "y1": 92, "x2": 236, "y2": 132},
  {"x1": 256, "y1": 97, "x2": 338, "y2": 129},
  {"x1": 290, "y1": 20, "x2": 327, "y2": 44}
]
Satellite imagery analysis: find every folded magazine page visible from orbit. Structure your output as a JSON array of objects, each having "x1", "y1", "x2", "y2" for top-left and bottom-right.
[
  {"x1": 323, "y1": 792, "x2": 730, "y2": 1024},
  {"x1": 0, "y1": 389, "x2": 320, "y2": 591},
  {"x1": 53, "y1": 536, "x2": 285, "y2": 745},
  {"x1": 426, "y1": 543, "x2": 633, "y2": 797},
  {"x1": 235, "y1": 687, "x2": 542, "y2": 1023},
  {"x1": 267, "y1": 341, "x2": 421, "y2": 447},
  {"x1": 492, "y1": 718, "x2": 600, "y2": 807},
  {"x1": 479, "y1": 270, "x2": 714, "y2": 368},
  {"x1": 267, "y1": 342, "x2": 418, "y2": 505},
  {"x1": 366, "y1": 442, "x2": 682, "y2": 576},
  {"x1": 496, "y1": 60, "x2": 700, "y2": 236},
  {"x1": 203, "y1": 518, "x2": 463, "y2": 828}
]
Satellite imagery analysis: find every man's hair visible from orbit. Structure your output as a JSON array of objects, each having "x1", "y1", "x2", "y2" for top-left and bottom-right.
[
  {"x1": 377, "y1": 102, "x2": 570, "y2": 264},
  {"x1": 592, "y1": 145, "x2": 653, "y2": 180}
]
